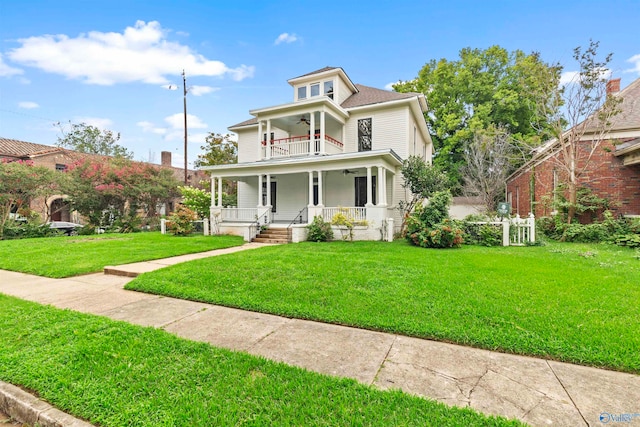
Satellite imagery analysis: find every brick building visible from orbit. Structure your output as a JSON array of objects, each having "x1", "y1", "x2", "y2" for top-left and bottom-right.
[
  {"x1": 0, "y1": 137, "x2": 206, "y2": 223},
  {"x1": 506, "y1": 78, "x2": 640, "y2": 220}
]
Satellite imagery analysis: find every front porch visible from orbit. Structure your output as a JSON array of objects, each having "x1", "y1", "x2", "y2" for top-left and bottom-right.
[{"x1": 204, "y1": 150, "x2": 403, "y2": 242}]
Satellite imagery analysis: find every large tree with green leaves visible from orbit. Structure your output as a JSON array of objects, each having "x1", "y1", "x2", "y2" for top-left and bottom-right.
[
  {"x1": 194, "y1": 133, "x2": 237, "y2": 168},
  {"x1": 0, "y1": 160, "x2": 56, "y2": 238},
  {"x1": 57, "y1": 122, "x2": 133, "y2": 159},
  {"x1": 394, "y1": 45, "x2": 558, "y2": 190}
]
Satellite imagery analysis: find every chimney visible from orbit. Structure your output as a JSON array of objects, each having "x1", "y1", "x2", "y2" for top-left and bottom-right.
[
  {"x1": 606, "y1": 78, "x2": 621, "y2": 96},
  {"x1": 161, "y1": 151, "x2": 171, "y2": 167}
]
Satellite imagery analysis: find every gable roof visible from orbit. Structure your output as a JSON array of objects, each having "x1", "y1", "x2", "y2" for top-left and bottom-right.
[
  {"x1": 608, "y1": 78, "x2": 640, "y2": 131},
  {"x1": 0, "y1": 137, "x2": 62, "y2": 159},
  {"x1": 341, "y1": 84, "x2": 420, "y2": 109},
  {"x1": 290, "y1": 66, "x2": 339, "y2": 80}
]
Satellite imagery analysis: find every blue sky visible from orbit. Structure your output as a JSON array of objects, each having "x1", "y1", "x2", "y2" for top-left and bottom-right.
[{"x1": 1, "y1": 0, "x2": 638, "y2": 168}]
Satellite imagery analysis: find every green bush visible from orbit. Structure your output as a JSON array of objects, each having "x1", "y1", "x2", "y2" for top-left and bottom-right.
[
  {"x1": 613, "y1": 234, "x2": 640, "y2": 248},
  {"x1": 461, "y1": 221, "x2": 502, "y2": 246},
  {"x1": 167, "y1": 206, "x2": 198, "y2": 236},
  {"x1": 406, "y1": 191, "x2": 463, "y2": 248},
  {"x1": 2, "y1": 221, "x2": 61, "y2": 240},
  {"x1": 306, "y1": 216, "x2": 333, "y2": 242}
]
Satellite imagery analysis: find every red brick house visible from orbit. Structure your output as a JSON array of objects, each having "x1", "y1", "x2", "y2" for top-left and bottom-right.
[
  {"x1": 0, "y1": 137, "x2": 206, "y2": 223},
  {"x1": 506, "y1": 78, "x2": 640, "y2": 220}
]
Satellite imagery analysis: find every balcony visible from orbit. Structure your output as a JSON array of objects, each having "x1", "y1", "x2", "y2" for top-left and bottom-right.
[{"x1": 261, "y1": 134, "x2": 343, "y2": 159}]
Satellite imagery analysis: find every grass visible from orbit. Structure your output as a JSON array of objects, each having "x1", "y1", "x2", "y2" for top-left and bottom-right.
[
  {"x1": 0, "y1": 232, "x2": 244, "y2": 278},
  {"x1": 127, "y1": 240, "x2": 640, "y2": 374},
  {"x1": 0, "y1": 295, "x2": 521, "y2": 427}
]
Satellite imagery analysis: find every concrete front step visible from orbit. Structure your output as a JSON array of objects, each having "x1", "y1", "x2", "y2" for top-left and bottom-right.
[
  {"x1": 252, "y1": 227, "x2": 291, "y2": 244},
  {"x1": 253, "y1": 237, "x2": 289, "y2": 244}
]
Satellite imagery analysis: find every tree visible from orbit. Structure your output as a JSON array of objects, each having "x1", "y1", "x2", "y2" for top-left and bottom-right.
[
  {"x1": 398, "y1": 156, "x2": 449, "y2": 235},
  {"x1": 525, "y1": 40, "x2": 622, "y2": 223},
  {"x1": 461, "y1": 127, "x2": 522, "y2": 214},
  {"x1": 194, "y1": 133, "x2": 237, "y2": 167},
  {"x1": 64, "y1": 158, "x2": 180, "y2": 229},
  {"x1": 394, "y1": 46, "x2": 557, "y2": 191},
  {"x1": 57, "y1": 122, "x2": 133, "y2": 159},
  {"x1": 0, "y1": 160, "x2": 55, "y2": 238}
]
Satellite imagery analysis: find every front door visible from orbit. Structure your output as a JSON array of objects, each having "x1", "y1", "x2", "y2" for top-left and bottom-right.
[
  {"x1": 354, "y1": 176, "x2": 376, "y2": 207},
  {"x1": 262, "y1": 181, "x2": 277, "y2": 213}
]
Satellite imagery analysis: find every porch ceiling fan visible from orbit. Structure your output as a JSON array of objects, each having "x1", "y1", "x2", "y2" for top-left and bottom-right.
[
  {"x1": 342, "y1": 169, "x2": 358, "y2": 175},
  {"x1": 296, "y1": 116, "x2": 311, "y2": 126}
]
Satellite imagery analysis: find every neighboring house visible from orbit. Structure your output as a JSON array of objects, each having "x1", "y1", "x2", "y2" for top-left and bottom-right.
[
  {"x1": 0, "y1": 137, "x2": 204, "y2": 222},
  {"x1": 506, "y1": 78, "x2": 640, "y2": 220},
  {"x1": 202, "y1": 67, "x2": 433, "y2": 241}
]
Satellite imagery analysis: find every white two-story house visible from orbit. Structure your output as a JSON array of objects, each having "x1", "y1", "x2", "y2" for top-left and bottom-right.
[{"x1": 202, "y1": 67, "x2": 432, "y2": 241}]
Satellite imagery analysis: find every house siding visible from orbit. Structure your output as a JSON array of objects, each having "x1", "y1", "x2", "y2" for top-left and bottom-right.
[{"x1": 344, "y1": 109, "x2": 408, "y2": 155}]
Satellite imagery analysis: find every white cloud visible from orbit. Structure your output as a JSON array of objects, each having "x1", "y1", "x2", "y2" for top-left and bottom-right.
[
  {"x1": 190, "y1": 85, "x2": 219, "y2": 96},
  {"x1": 137, "y1": 120, "x2": 167, "y2": 135},
  {"x1": 75, "y1": 117, "x2": 113, "y2": 129},
  {"x1": 0, "y1": 53, "x2": 23, "y2": 77},
  {"x1": 384, "y1": 82, "x2": 396, "y2": 91},
  {"x1": 274, "y1": 33, "x2": 298, "y2": 45},
  {"x1": 8, "y1": 20, "x2": 255, "y2": 85},
  {"x1": 560, "y1": 68, "x2": 612, "y2": 86},
  {"x1": 626, "y1": 54, "x2": 640, "y2": 75},
  {"x1": 18, "y1": 101, "x2": 39, "y2": 109},
  {"x1": 165, "y1": 113, "x2": 207, "y2": 129}
]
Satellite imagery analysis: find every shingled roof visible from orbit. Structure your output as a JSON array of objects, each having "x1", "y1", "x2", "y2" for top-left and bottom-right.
[
  {"x1": 341, "y1": 84, "x2": 419, "y2": 109},
  {"x1": 290, "y1": 67, "x2": 339, "y2": 80},
  {"x1": 0, "y1": 137, "x2": 62, "y2": 159},
  {"x1": 610, "y1": 78, "x2": 640, "y2": 131}
]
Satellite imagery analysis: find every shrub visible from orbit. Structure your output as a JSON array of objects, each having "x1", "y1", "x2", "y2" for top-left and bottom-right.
[
  {"x1": 406, "y1": 191, "x2": 463, "y2": 249},
  {"x1": 461, "y1": 221, "x2": 502, "y2": 246},
  {"x1": 331, "y1": 208, "x2": 367, "y2": 242},
  {"x1": 307, "y1": 216, "x2": 333, "y2": 242},
  {"x1": 167, "y1": 206, "x2": 198, "y2": 236},
  {"x1": 2, "y1": 221, "x2": 61, "y2": 240}
]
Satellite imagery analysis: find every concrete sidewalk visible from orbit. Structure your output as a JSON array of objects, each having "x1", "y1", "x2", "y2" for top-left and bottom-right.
[{"x1": 1, "y1": 244, "x2": 639, "y2": 427}]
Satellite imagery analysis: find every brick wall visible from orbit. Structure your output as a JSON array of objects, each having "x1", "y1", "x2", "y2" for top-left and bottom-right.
[{"x1": 506, "y1": 139, "x2": 640, "y2": 220}]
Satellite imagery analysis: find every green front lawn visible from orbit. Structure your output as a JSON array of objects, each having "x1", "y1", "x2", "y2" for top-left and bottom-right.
[
  {"x1": 127, "y1": 240, "x2": 640, "y2": 373},
  {"x1": 0, "y1": 232, "x2": 244, "y2": 278},
  {"x1": 0, "y1": 295, "x2": 520, "y2": 426}
]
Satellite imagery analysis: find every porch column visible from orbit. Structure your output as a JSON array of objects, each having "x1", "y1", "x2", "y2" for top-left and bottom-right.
[
  {"x1": 383, "y1": 168, "x2": 388, "y2": 206},
  {"x1": 366, "y1": 167, "x2": 374, "y2": 207},
  {"x1": 217, "y1": 177, "x2": 223, "y2": 207},
  {"x1": 265, "y1": 120, "x2": 271, "y2": 160},
  {"x1": 317, "y1": 170, "x2": 324, "y2": 207},
  {"x1": 266, "y1": 174, "x2": 272, "y2": 208},
  {"x1": 320, "y1": 111, "x2": 326, "y2": 155},
  {"x1": 377, "y1": 166, "x2": 386, "y2": 207},
  {"x1": 258, "y1": 120, "x2": 263, "y2": 159},
  {"x1": 310, "y1": 112, "x2": 316, "y2": 154},
  {"x1": 258, "y1": 175, "x2": 263, "y2": 207},
  {"x1": 308, "y1": 171, "x2": 314, "y2": 207}
]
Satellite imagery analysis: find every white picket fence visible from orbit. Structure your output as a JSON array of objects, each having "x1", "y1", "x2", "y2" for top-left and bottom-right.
[{"x1": 468, "y1": 213, "x2": 536, "y2": 246}]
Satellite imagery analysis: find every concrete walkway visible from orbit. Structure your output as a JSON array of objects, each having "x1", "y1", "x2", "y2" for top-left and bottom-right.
[{"x1": 1, "y1": 244, "x2": 639, "y2": 427}]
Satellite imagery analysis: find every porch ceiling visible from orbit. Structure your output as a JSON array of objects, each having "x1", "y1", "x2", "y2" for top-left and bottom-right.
[{"x1": 202, "y1": 149, "x2": 402, "y2": 179}]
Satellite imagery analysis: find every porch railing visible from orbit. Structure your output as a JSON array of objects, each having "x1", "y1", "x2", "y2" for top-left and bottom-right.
[
  {"x1": 221, "y1": 207, "x2": 271, "y2": 223},
  {"x1": 322, "y1": 207, "x2": 367, "y2": 223},
  {"x1": 261, "y1": 134, "x2": 343, "y2": 159}
]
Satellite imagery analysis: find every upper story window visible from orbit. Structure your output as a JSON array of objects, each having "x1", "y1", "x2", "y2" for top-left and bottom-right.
[
  {"x1": 324, "y1": 81, "x2": 334, "y2": 99},
  {"x1": 298, "y1": 86, "x2": 307, "y2": 100},
  {"x1": 358, "y1": 118, "x2": 372, "y2": 152},
  {"x1": 310, "y1": 83, "x2": 320, "y2": 97}
]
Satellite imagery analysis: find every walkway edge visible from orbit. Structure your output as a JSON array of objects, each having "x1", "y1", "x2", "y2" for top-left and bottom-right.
[{"x1": 0, "y1": 382, "x2": 93, "y2": 427}]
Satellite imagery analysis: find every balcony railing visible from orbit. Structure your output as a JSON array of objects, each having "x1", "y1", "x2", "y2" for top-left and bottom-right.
[
  {"x1": 322, "y1": 207, "x2": 367, "y2": 223},
  {"x1": 261, "y1": 134, "x2": 343, "y2": 159}
]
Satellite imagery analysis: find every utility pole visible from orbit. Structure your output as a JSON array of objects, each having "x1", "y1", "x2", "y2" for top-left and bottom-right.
[{"x1": 182, "y1": 69, "x2": 188, "y2": 185}]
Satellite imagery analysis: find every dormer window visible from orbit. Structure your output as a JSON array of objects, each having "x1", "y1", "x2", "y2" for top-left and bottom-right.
[
  {"x1": 324, "y1": 81, "x2": 334, "y2": 99},
  {"x1": 310, "y1": 83, "x2": 320, "y2": 97},
  {"x1": 298, "y1": 86, "x2": 307, "y2": 100}
]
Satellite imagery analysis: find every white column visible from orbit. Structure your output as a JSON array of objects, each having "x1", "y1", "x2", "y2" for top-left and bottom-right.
[
  {"x1": 308, "y1": 171, "x2": 314, "y2": 207},
  {"x1": 266, "y1": 174, "x2": 272, "y2": 207},
  {"x1": 310, "y1": 112, "x2": 316, "y2": 153},
  {"x1": 317, "y1": 171, "x2": 323, "y2": 207},
  {"x1": 265, "y1": 120, "x2": 271, "y2": 160},
  {"x1": 258, "y1": 175, "x2": 263, "y2": 206},
  {"x1": 320, "y1": 111, "x2": 326, "y2": 155},
  {"x1": 382, "y1": 168, "x2": 388, "y2": 206},
  {"x1": 366, "y1": 166, "x2": 373, "y2": 207},
  {"x1": 377, "y1": 166, "x2": 386, "y2": 207},
  {"x1": 217, "y1": 177, "x2": 223, "y2": 207}
]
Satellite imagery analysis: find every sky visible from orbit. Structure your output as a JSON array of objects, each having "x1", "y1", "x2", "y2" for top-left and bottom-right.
[{"x1": 1, "y1": 0, "x2": 639, "y2": 168}]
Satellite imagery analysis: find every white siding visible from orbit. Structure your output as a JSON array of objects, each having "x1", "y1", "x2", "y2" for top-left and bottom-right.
[
  {"x1": 237, "y1": 180, "x2": 257, "y2": 209},
  {"x1": 336, "y1": 77, "x2": 353, "y2": 105},
  {"x1": 237, "y1": 129, "x2": 258, "y2": 163},
  {"x1": 344, "y1": 109, "x2": 408, "y2": 156},
  {"x1": 271, "y1": 174, "x2": 308, "y2": 221}
]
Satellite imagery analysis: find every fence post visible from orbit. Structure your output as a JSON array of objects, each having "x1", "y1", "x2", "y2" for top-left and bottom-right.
[
  {"x1": 386, "y1": 218, "x2": 394, "y2": 242},
  {"x1": 203, "y1": 218, "x2": 209, "y2": 236},
  {"x1": 502, "y1": 218, "x2": 510, "y2": 246},
  {"x1": 160, "y1": 218, "x2": 166, "y2": 235},
  {"x1": 528, "y1": 213, "x2": 536, "y2": 243}
]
